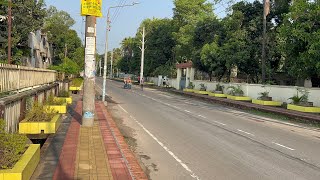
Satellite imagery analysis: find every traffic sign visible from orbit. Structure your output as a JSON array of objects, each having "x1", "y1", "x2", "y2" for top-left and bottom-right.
[{"x1": 81, "y1": 0, "x2": 102, "y2": 17}]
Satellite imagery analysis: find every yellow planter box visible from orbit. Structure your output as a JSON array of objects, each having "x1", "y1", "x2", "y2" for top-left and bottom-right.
[
  {"x1": 227, "y1": 95, "x2": 251, "y2": 101},
  {"x1": 252, "y1": 99, "x2": 282, "y2": 106},
  {"x1": 69, "y1": 86, "x2": 81, "y2": 91},
  {"x1": 0, "y1": 144, "x2": 40, "y2": 180},
  {"x1": 214, "y1": 93, "x2": 227, "y2": 98},
  {"x1": 208, "y1": 92, "x2": 215, "y2": 96},
  {"x1": 287, "y1": 104, "x2": 320, "y2": 113},
  {"x1": 44, "y1": 104, "x2": 67, "y2": 114},
  {"x1": 54, "y1": 97, "x2": 72, "y2": 104},
  {"x1": 19, "y1": 114, "x2": 62, "y2": 134},
  {"x1": 183, "y1": 89, "x2": 194, "y2": 93},
  {"x1": 195, "y1": 91, "x2": 209, "y2": 95}
]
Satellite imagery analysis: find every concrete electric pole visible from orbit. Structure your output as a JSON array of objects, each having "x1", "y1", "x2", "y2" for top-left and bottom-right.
[
  {"x1": 139, "y1": 27, "x2": 146, "y2": 85},
  {"x1": 102, "y1": 2, "x2": 139, "y2": 102},
  {"x1": 82, "y1": 16, "x2": 96, "y2": 127}
]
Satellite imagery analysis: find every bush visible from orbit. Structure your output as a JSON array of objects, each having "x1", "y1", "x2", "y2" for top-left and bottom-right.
[
  {"x1": 199, "y1": 83, "x2": 207, "y2": 91},
  {"x1": 0, "y1": 119, "x2": 28, "y2": 169},
  {"x1": 71, "y1": 78, "x2": 84, "y2": 87},
  {"x1": 215, "y1": 83, "x2": 224, "y2": 92},
  {"x1": 58, "y1": 90, "x2": 70, "y2": 97},
  {"x1": 227, "y1": 85, "x2": 244, "y2": 96},
  {"x1": 289, "y1": 88, "x2": 310, "y2": 106},
  {"x1": 46, "y1": 95, "x2": 65, "y2": 105},
  {"x1": 25, "y1": 103, "x2": 57, "y2": 122}
]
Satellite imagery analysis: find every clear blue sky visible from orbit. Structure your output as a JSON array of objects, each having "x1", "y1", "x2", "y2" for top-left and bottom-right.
[{"x1": 45, "y1": 0, "x2": 230, "y2": 54}]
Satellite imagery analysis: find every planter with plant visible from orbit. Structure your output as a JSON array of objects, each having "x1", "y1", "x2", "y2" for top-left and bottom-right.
[
  {"x1": 19, "y1": 103, "x2": 62, "y2": 134},
  {"x1": 45, "y1": 95, "x2": 67, "y2": 114},
  {"x1": 1, "y1": 119, "x2": 40, "y2": 180},
  {"x1": 209, "y1": 83, "x2": 227, "y2": 98},
  {"x1": 69, "y1": 77, "x2": 83, "y2": 91},
  {"x1": 184, "y1": 82, "x2": 195, "y2": 92},
  {"x1": 252, "y1": 91, "x2": 282, "y2": 106},
  {"x1": 54, "y1": 90, "x2": 72, "y2": 104},
  {"x1": 195, "y1": 83, "x2": 209, "y2": 95},
  {"x1": 287, "y1": 89, "x2": 320, "y2": 113},
  {"x1": 227, "y1": 85, "x2": 251, "y2": 101}
]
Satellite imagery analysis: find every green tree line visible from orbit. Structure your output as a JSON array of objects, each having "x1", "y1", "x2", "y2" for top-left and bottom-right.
[
  {"x1": 0, "y1": 0, "x2": 84, "y2": 74},
  {"x1": 117, "y1": 0, "x2": 320, "y2": 85}
]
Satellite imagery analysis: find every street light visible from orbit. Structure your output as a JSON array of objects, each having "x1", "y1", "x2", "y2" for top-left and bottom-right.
[{"x1": 102, "y1": 2, "x2": 139, "y2": 102}]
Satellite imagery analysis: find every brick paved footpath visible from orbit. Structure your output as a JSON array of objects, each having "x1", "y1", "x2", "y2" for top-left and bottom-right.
[{"x1": 32, "y1": 100, "x2": 147, "y2": 180}]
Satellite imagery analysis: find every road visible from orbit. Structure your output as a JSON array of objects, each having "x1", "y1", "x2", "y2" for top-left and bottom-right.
[{"x1": 96, "y1": 78, "x2": 320, "y2": 180}]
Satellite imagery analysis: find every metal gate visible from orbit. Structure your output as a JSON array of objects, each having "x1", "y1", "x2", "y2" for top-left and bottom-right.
[{"x1": 180, "y1": 77, "x2": 186, "y2": 90}]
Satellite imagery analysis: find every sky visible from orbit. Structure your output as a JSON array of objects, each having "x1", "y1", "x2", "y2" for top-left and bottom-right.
[{"x1": 45, "y1": 0, "x2": 231, "y2": 54}]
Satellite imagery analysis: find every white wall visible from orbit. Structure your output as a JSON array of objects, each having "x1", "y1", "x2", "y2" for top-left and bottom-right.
[{"x1": 191, "y1": 80, "x2": 320, "y2": 106}]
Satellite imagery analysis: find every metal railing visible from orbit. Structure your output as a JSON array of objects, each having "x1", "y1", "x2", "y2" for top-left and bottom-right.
[{"x1": 0, "y1": 63, "x2": 57, "y2": 94}]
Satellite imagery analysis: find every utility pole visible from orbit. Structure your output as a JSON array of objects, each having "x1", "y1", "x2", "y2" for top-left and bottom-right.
[
  {"x1": 99, "y1": 58, "x2": 102, "y2": 76},
  {"x1": 110, "y1": 51, "x2": 113, "y2": 78},
  {"x1": 64, "y1": 44, "x2": 68, "y2": 59},
  {"x1": 7, "y1": 0, "x2": 12, "y2": 64},
  {"x1": 102, "y1": 10, "x2": 110, "y2": 102},
  {"x1": 82, "y1": 15, "x2": 96, "y2": 127},
  {"x1": 261, "y1": 0, "x2": 269, "y2": 83},
  {"x1": 139, "y1": 27, "x2": 146, "y2": 84}
]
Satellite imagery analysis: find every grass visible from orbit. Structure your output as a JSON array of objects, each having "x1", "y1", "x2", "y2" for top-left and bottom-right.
[
  {"x1": 245, "y1": 109, "x2": 320, "y2": 129},
  {"x1": 71, "y1": 78, "x2": 84, "y2": 87}
]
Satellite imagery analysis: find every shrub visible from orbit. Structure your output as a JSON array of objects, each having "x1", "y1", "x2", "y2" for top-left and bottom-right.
[
  {"x1": 46, "y1": 95, "x2": 65, "y2": 105},
  {"x1": 215, "y1": 83, "x2": 224, "y2": 92},
  {"x1": 25, "y1": 103, "x2": 57, "y2": 122},
  {"x1": 58, "y1": 90, "x2": 70, "y2": 97},
  {"x1": 227, "y1": 85, "x2": 244, "y2": 96},
  {"x1": 0, "y1": 119, "x2": 28, "y2": 169},
  {"x1": 199, "y1": 83, "x2": 206, "y2": 91},
  {"x1": 187, "y1": 82, "x2": 195, "y2": 89},
  {"x1": 71, "y1": 78, "x2": 84, "y2": 87},
  {"x1": 289, "y1": 88, "x2": 310, "y2": 105}
]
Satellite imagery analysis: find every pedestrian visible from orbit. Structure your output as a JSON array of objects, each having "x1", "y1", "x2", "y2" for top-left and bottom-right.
[{"x1": 140, "y1": 77, "x2": 144, "y2": 91}]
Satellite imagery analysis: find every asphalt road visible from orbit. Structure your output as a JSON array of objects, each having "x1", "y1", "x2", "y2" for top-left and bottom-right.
[{"x1": 96, "y1": 78, "x2": 320, "y2": 180}]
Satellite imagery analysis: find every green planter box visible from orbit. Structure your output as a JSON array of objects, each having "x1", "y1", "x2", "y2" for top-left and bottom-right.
[
  {"x1": 0, "y1": 144, "x2": 40, "y2": 180},
  {"x1": 252, "y1": 99, "x2": 282, "y2": 106},
  {"x1": 287, "y1": 104, "x2": 320, "y2": 113},
  {"x1": 227, "y1": 95, "x2": 251, "y2": 101},
  {"x1": 19, "y1": 114, "x2": 62, "y2": 134}
]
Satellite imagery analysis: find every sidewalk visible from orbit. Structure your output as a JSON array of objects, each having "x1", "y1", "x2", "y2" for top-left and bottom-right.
[{"x1": 32, "y1": 100, "x2": 147, "y2": 180}]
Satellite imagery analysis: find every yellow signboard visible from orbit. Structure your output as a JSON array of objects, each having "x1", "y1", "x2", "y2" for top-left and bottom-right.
[{"x1": 81, "y1": 0, "x2": 102, "y2": 17}]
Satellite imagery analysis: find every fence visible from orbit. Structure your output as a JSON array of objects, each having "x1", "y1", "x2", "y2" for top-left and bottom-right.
[{"x1": 0, "y1": 63, "x2": 57, "y2": 94}]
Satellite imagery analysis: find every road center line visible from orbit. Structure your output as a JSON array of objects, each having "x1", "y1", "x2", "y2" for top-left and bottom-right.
[
  {"x1": 213, "y1": 121, "x2": 226, "y2": 126},
  {"x1": 272, "y1": 142, "x2": 295, "y2": 151},
  {"x1": 127, "y1": 114, "x2": 201, "y2": 180},
  {"x1": 198, "y1": 115, "x2": 206, "y2": 119},
  {"x1": 237, "y1": 129, "x2": 255, "y2": 136},
  {"x1": 118, "y1": 105, "x2": 128, "y2": 114}
]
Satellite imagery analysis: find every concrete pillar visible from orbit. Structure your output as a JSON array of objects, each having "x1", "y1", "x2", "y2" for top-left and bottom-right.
[
  {"x1": 190, "y1": 68, "x2": 195, "y2": 82},
  {"x1": 176, "y1": 68, "x2": 182, "y2": 90},
  {"x1": 186, "y1": 68, "x2": 190, "y2": 88}
]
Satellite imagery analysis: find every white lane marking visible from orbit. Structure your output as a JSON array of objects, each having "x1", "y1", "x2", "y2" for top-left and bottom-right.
[
  {"x1": 118, "y1": 105, "x2": 128, "y2": 114},
  {"x1": 128, "y1": 114, "x2": 201, "y2": 180},
  {"x1": 184, "y1": 110, "x2": 191, "y2": 113},
  {"x1": 272, "y1": 142, "x2": 295, "y2": 151},
  {"x1": 237, "y1": 129, "x2": 254, "y2": 136},
  {"x1": 198, "y1": 115, "x2": 206, "y2": 119},
  {"x1": 213, "y1": 121, "x2": 226, "y2": 126},
  {"x1": 158, "y1": 93, "x2": 172, "y2": 98}
]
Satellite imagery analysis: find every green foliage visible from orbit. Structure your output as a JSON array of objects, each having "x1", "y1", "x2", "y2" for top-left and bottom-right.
[
  {"x1": 199, "y1": 83, "x2": 207, "y2": 91},
  {"x1": 0, "y1": 119, "x2": 28, "y2": 169},
  {"x1": 25, "y1": 103, "x2": 57, "y2": 122},
  {"x1": 227, "y1": 85, "x2": 244, "y2": 96},
  {"x1": 258, "y1": 91, "x2": 270, "y2": 99},
  {"x1": 187, "y1": 82, "x2": 195, "y2": 89},
  {"x1": 58, "y1": 90, "x2": 70, "y2": 98},
  {"x1": 215, "y1": 83, "x2": 224, "y2": 92},
  {"x1": 289, "y1": 88, "x2": 310, "y2": 105},
  {"x1": 46, "y1": 95, "x2": 65, "y2": 106},
  {"x1": 71, "y1": 78, "x2": 84, "y2": 87},
  {"x1": 49, "y1": 58, "x2": 80, "y2": 74},
  {"x1": 278, "y1": 0, "x2": 320, "y2": 79}
]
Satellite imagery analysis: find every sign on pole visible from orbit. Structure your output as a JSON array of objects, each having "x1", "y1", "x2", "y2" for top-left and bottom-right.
[{"x1": 81, "y1": 0, "x2": 102, "y2": 17}]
